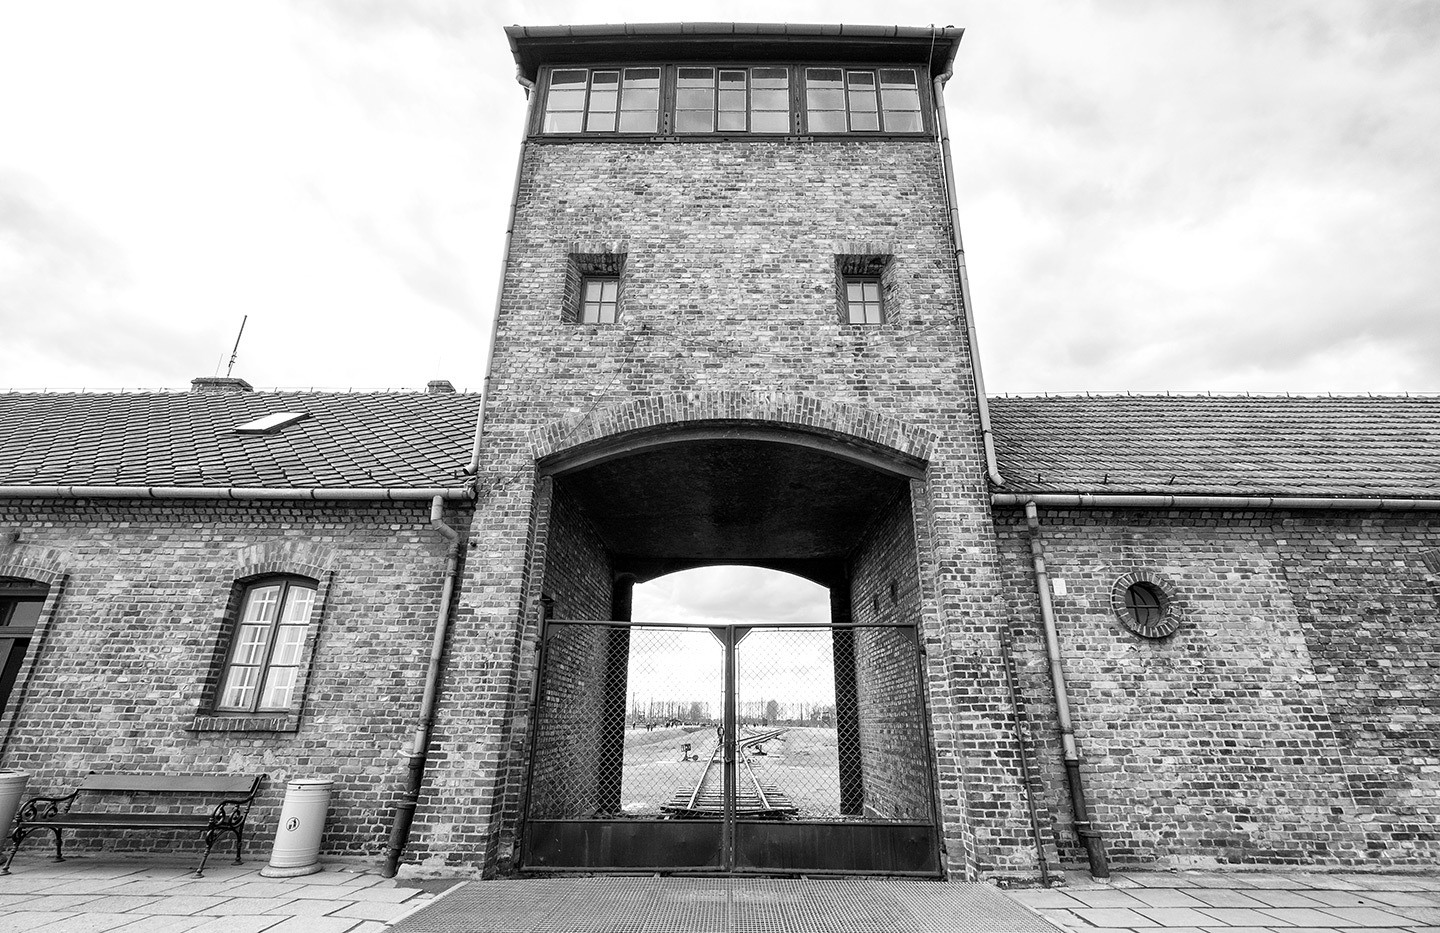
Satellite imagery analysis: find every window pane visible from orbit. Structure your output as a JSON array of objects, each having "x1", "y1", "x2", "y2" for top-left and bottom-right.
[
  {"x1": 846, "y1": 283, "x2": 865, "y2": 302},
  {"x1": 4, "y1": 599, "x2": 42, "y2": 628},
  {"x1": 676, "y1": 110, "x2": 713, "y2": 133},
  {"x1": 751, "y1": 110, "x2": 790, "y2": 134},
  {"x1": 584, "y1": 280, "x2": 604, "y2": 302},
  {"x1": 676, "y1": 87, "x2": 714, "y2": 111},
  {"x1": 543, "y1": 111, "x2": 584, "y2": 133},
  {"x1": 847, "y1": 72, "x2": 878, "y2": 110},
  {"x1": 617, "y1": 110, "x2": 655, "y2": 133},
  {"x1": 584, "y1": 72, "x2": 618, "y2": 132},
  {"x1": 241, "y1": 586, "x2": 280, "y2": 624},
  {"x1": 863, "y1": 282, "x2": 881, "y2": 301},
  {"x1": 281, "y1": 585, "x2": 314, "y2": 624},
  {"x1": 808, "y1": 110, "x2": 846, "y2": 132},
  {"x1": 880, "y1": 69, "x2": 922, "y2": 132},
  {"x1": 850, "y1": 112, "x2": 879, "y2": 131},
  {"x1": 271, "y1": 625, "x2": 306, "y2": 666},
  {"x1": 232, "y1": 623, "x2": 269, "y2": 666},
  {"x1": 259, "y1": 667, "x2": 296, "y2": 710},
  {"x1": 617, "y1": 69, "x2": 659, "y2": 133},
  {"x1": 598, "y1": 303, "x2": 617, "y2": 325},
  {"x1": 600, "y1": 280, "x2": 618, "y2": 301},
  {"x1": 751, "y1": 88, "x2": 789, "y2": 111},
  {"x1": 220, "y1": 666, "x2": 259, "y2": 710},
  {"x1": 550, "y1": 69, "x2": 587, "y2": 90},
  {"x1": 543, "y1": 70, "x2": 588, "y2": 134},
  {"x1": 883, "y1": 110, "x2": 923, "y2": 132}
]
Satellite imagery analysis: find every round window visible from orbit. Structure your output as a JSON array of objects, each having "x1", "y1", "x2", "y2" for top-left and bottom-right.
[{"x1": 1110, "y1": 572, "x2": 1182, "y2": 639}]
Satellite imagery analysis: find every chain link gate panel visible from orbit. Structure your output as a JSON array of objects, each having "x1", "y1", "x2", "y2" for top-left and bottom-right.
[{"x1": 521, "y1": 621, "x2": 940, "y2": 875}]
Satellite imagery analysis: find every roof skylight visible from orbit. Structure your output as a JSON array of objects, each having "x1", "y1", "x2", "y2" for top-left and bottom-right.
[{"x1": 234, "y1": 412, "x2": 310, "y2": 435}]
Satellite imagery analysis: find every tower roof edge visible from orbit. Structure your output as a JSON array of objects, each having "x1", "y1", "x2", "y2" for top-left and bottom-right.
[{"x1": 504, "y1": 22, "x2": 964, "y2": 83}]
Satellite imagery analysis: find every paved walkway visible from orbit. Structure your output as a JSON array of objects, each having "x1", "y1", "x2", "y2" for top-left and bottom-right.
[
  {"x1": 1009, "y1": 869, "x2": 1440, "y2": 933},
  {"x1": 1, "y1": 855, "x2": 1436, "y2": 933},
  {"x1": 0, "y1": 853, "x2": 444, "y2": 932}
]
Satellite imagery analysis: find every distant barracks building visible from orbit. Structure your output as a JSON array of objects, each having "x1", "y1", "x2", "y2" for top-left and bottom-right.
[{"x1": 1, "y1": 24, "x2": 1436, "y2": 882}]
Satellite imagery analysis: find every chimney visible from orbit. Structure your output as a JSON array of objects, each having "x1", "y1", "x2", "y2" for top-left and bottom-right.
[
  {"x1": 191, "y1": 376, "x2": 254, "y2": 393},
  {"x1": 426, "y1": 380, "x2": 456, "y2": 395}
]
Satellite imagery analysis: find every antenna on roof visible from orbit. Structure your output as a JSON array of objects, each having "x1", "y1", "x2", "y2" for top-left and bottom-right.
[{"x1": 225, "y1": 315, "x2": 248, "y2": 378}]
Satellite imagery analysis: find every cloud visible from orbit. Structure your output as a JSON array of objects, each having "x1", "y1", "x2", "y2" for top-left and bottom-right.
[
  {"x1": 634, "y1": 566, "x2": 830, "y2": 627},
  {"x1": 961, "y1": 0, "x2": 1440, "y2": 393},
  {"x1": 0, "y1": 173, "x2": 211, "y2": 387}
]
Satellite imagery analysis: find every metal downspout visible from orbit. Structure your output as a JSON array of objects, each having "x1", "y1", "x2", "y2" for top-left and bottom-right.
[
  {"x1": 467, "y1": 67, "x2": 538, "y2": 477},
  {"x1": 933, "y1": 67, "x2": 1005, "y2": 488},
  {"x1": 381, "y1": 496, "x2": 462, "y2": 877},
  {"x1": 1025, "y1": 501, "x2": 1109, "y2": 879}
]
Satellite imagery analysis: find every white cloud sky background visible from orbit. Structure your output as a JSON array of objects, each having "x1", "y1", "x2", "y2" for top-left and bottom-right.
[{"x1": 2, "y1": 1, "x2": 1437, "y2": 626}]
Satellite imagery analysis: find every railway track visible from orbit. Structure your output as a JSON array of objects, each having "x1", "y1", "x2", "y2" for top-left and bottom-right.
[{"x1": 660, "y1": 728, "x2": 799, "y2": 818}]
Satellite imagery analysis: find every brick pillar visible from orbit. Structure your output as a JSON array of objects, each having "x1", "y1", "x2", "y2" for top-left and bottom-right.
[{"x1": 831, "y1": 584, "x2": 865, "y2": 816}]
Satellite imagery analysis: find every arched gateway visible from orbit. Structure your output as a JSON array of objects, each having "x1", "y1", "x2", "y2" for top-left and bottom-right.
[{"x1": 517, "y1": 408, "x2": 941, "y2": 873}]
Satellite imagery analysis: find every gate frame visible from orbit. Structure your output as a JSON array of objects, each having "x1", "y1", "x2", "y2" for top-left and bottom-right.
[{"x1": 518, "y1": 618, "x2": 944, "y2": 876}]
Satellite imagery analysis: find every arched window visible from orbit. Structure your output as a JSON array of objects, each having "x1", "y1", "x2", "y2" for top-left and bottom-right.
[
  {"x1": 217, "y1": 576, "x2": 317, "y2": 713},
  {"x1": 0, "y1": 578, "x2": 46, "y2": 714}
]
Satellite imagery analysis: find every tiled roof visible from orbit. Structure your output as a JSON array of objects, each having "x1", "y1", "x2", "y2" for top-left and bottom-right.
[
  {"x1": 0, "y1": 392, "x2": 479, "y2": 490},
  {"x1": 989, "y1": 395, "x2": 1440, "y2": 498}
]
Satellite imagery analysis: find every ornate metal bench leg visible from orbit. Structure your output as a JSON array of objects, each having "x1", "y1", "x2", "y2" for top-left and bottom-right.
[
  {"x1": 233, "y1": 828, "x2": 244, "y2": 865},
  {"x1": 49, "y1": 827, "x2": 65, "y2": 863},
  {"x1": 0, "y1": 829, "x2": 28, "y2": 875},
  {"x1": 195, "y1": 831, "x2": 218, "y2": 878}
]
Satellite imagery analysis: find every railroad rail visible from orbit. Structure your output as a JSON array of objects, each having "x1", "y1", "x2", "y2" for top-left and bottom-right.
[{"x1": 660, "y1": 729, "x2": 799, "y2": 819}]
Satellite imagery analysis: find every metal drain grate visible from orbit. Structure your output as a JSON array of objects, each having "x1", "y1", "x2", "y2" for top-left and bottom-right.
[{"x1": 390, "y1": 877, "x2": 1060, "y2": 933}]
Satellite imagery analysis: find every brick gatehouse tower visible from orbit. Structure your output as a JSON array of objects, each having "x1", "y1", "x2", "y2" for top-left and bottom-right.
[{"x1": 406, "y1": 23, "x2": 1039, "y2": 880}]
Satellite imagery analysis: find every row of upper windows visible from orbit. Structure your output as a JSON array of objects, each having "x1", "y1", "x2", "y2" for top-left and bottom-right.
[
  {"x1": 540, "y1": 65, "x2": 928, "y2": 137},
  {"x1": 577, "y1": 273, "x2": 887, "y2": 326}
]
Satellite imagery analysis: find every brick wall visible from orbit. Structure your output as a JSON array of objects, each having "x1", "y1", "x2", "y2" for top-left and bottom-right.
[
  {"x1": 994, "y1": 506, "x2": 1440, "y2": 869},
  {"x1": 849, "y1": 490, "x2": 934, "y2": 821},
  {"x1": 0, "y1": 497, "x2": 466, "y2": 858},
  {"x1": 525, "y1": 481, "x2": 622, "y2": 820}
]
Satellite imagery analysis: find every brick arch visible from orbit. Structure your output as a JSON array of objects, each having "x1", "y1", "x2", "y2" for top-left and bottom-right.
[
  {"x1": 231, "y1": 541, "x2": 337, "y2": 583},
  {"x1": 0, "y1": 547, "x2": 68, "y2": 588},
  {"x1": 532, "y1": 390, "x2": 935, "y2": 469}
]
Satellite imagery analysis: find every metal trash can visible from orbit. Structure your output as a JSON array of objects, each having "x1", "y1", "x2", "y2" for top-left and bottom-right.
[
  {"x1": 261, "y1": 778, "x2": 332, "y2": 877},
  {"x1": 0, "y1": 770, "x2": 28, "y2": 837}
]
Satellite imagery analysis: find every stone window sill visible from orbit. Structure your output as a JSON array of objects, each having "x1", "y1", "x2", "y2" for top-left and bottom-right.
[{"x1": 189, "y1": 712, "x2": 300, "y2": 734}]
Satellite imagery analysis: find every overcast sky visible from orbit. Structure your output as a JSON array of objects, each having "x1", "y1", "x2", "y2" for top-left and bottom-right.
[
  {"x1": 3, "y1": 2, "x2": 1437, "y2": 624},
  {"x1": 3, "y1": 0, "x2": 1436, "y2": 395}
]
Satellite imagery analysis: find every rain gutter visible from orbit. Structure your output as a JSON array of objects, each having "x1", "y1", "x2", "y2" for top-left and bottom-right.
[
  {"x1": 382, "y1": 495, "x2": 463, "y2": 877},
  {"x1": 0, "y1": 486, "x2": 472, "y2": 501},
  {"x1": 933, "y1": 61, "x2": 1005, "y2": 487},
  {"x1": 993, "y1": 493, "x2": 1440, "y2": 511}
]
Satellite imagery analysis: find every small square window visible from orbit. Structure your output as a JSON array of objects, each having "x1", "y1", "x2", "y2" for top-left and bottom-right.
[
  {"x1": 844, "y1": 277, "x2": 883, "y2": 325},
  {"x1": 580, "y1": 276, "x2": 620, "y2": 324}
]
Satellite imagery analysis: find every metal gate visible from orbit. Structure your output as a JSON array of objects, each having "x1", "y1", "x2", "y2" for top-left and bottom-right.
[{"x1": 521, "y1": 621, "x2": 941, "y2": 875}]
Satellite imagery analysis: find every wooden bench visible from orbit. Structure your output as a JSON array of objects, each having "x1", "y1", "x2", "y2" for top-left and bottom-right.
[{"x1": 2, "y1": 772, "x2": 263, "y2": 877}]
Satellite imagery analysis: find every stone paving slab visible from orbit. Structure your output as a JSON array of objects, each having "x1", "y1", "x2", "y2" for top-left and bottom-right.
[
  {"x1": 1018, "y1": 871, "x2": 1440, "y2": 933},
  {"x1": 0, "y1": 853, "x2": 439, "y2": 933}
]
